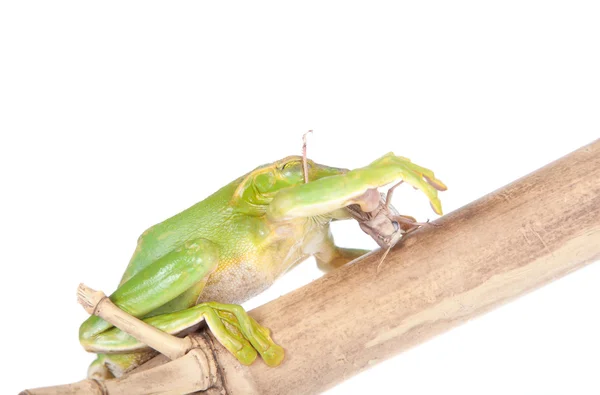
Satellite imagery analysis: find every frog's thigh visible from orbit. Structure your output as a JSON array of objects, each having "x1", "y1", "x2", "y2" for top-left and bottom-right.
[
  {"x1": 80, "y1": 238, "x2": 219, "y2": 348},
  {"x1": 313, "y1": 227, "x2": 369, "y2": 273}
]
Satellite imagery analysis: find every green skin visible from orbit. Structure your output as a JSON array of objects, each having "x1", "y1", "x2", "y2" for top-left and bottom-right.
[{"x1": 79, "y1": 153, "x2": 446, "y2": 379}]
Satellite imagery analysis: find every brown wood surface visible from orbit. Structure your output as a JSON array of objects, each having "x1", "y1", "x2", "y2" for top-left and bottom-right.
[{"x1": 215, "y1": 139, "x2": 600, "y2": 394}]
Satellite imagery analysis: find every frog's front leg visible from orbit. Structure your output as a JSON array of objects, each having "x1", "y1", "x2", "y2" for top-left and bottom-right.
[
  {"x1": 268, "y1": 152, "x2": 446, "y2": 222},
  {"x1": 269, "y1": 153, "x2": 445, "y2": 263}
]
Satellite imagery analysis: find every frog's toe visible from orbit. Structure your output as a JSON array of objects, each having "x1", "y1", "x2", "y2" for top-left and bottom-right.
[
  {"x1": 247, "y1": 318, "x2": 284, "y2": 366},
  {"x1": 260, "y1": 343, "x2": 285, "y2": 367},
  {"x1": 235, "y1": 344, "x2": 259, "y2": 365},
  {"x1": 87, "y1": 356, "x2": 114, "y2": 380},
  {"x1": 213, "y1": 328, "x2": 258, "y2": 365},
  {"x1": 203, "y1": 302, "x2": 286, "y2": 367}
]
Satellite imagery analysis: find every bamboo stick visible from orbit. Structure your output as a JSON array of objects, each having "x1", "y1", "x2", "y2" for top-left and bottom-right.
[
  {"x1": 21, "y1": 139, "x2": 600, "y2": 394},
  {"x1": 76, "y1": 283, "x2": 193, "y2": 360},
  {"x1": 21, "y1": 333, "x2": 220, "y2": 395}
]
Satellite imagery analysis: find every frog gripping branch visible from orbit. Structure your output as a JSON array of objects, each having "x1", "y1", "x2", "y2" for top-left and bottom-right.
[
  {"x1": 73, "y1": 148, "x2": 445, "y2": 380},
  {"x1": 21, "y1": 140, "x2": 600, "y2": 395}
]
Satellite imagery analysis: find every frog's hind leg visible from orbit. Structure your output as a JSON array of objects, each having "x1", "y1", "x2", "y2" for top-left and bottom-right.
[
  {"x1": 81, "y1": 298, "x2": 284, "y2": 368},
  {"x1": 85, "y1": 286, "x2": 207, "y2": 379},
  {"x1": 79, "y1": 238, "x2": 219, "y2": 378}
]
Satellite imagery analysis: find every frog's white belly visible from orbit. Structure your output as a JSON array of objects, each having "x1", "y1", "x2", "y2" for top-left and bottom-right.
[
  {"x1": 198, "y1": 247, "x2": 311, "y2": 304},
  {"x1": 198, "y1": 260, "x2": 271, "y2": 304},
  {"x1": 198, "y1": 218, "x2": 324, "y2": 304}
]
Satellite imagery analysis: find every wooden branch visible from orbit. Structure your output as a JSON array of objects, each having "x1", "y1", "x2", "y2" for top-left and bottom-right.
[
  {"x1": 217, "y1": 139, "x2": 600, "y2": 394},
  {"x1": 21, "y1": 139, "x2": 600, "y2": 394}
]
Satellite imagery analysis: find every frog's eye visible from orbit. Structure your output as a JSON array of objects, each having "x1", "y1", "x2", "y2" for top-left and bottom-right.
[
  {"x1": 254, "y1": 171, "x2": 276, "y2": 193},
  {"x1": 281, "y1": 160, "x2": 301, "y2": 170},
  {"x1": 277, "y1": 160, "x2": 306, "y2": 185},
  {"x1": 282, "y1": 160, "x2": 311, "y2": 173}
]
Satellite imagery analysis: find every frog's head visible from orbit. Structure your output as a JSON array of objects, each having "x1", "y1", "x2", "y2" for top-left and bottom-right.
[
  {"x1": 252, "y1": 156, "x2": 347, "y2": 196},
  {"x1": 232, "y1": 156, "x2": 347, "y2": 215}
]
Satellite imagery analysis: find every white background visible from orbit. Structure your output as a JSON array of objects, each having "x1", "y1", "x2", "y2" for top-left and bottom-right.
[{"x1": 1, "y1": 2, "x2": 599, "y2": 394}]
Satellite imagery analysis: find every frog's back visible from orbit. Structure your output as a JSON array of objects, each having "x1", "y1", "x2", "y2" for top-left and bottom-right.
[
  {"x1": 118, "y1": 179, "x2": 240, "y2": 285},
  {"x1": 117, "y1": 155, "x2": 341, "y2": 287}
]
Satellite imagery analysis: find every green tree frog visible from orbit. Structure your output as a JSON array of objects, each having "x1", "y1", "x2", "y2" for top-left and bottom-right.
[{"x1": 78, "y1": 153, "x2": 446, "y2": 379}]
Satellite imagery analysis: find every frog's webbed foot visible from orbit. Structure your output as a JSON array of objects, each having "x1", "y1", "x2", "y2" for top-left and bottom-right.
[
  {"x1": 139, "y1": 302, "x2": 284, "y2": 367},
  {"x1": 362, "y1": 153, "x2": 447, "y2": 214},
  {"x1": 205, "y1": 303, "x2": 284, "y2": 367},
  {"x1": 142, "y1": 302, "x2": 283, "y2": 367}
]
